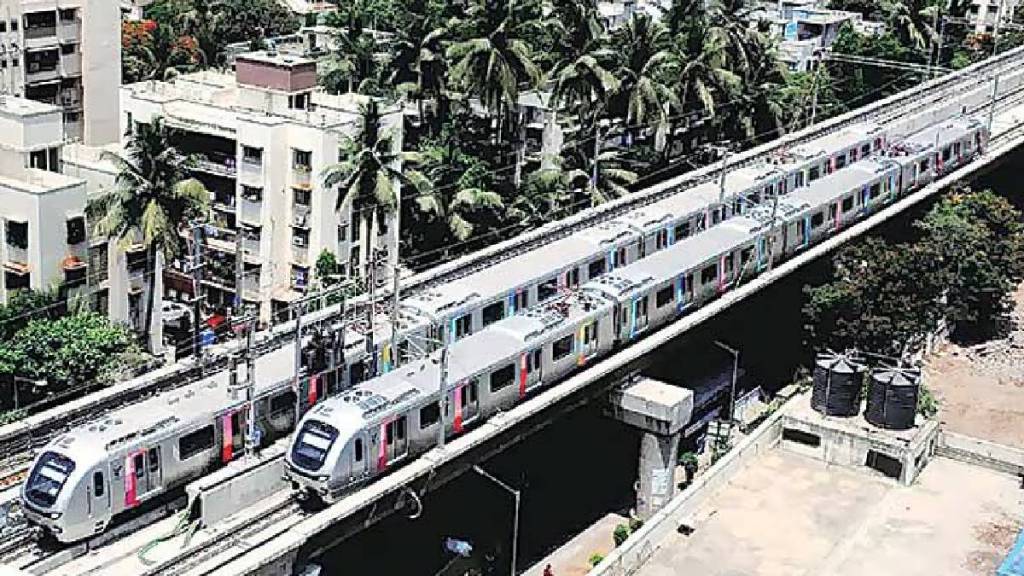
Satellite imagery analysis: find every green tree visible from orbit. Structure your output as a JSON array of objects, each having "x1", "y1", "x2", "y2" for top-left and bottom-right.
[
  {"x1": 413, "y1": 136, "x2": 504, "y2": 241},
  {"x1": 0, "y1": 313, "x2": 142, "y2": 410},
  {"x1": 315, "y1": 249, "x2": 339, "y2": 284},
  {"x1": 0, "y1": 289, "x2": 63, "y2": 343},
  {"x1": 87, "y1": 118, "x2": 210, "y2": 345},
  {"x1": 611, "y1": 13, "x2": 678, "y2": 146}
]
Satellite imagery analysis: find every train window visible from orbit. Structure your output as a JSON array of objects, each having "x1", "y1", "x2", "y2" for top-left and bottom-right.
[
  {"x1": 656, "y1": 286, "x2": 674, "y2": 308},
  {"x1": 861, "y1": 143, "x2": 871, "y2": 156},
  {"x1": 919, "y1": 158, "x2": 930, "y2": 172},
  {"x1": 490, "y1": 364, "x2": 516, "y2": 392},
  {"x1": 468, "y1": 381, "x2": 479, "y2": 402},
  {"x1": 420, "y1": 404, "x2": 440, "y2": 429},
  {"x1": 583, "y1": 323, "x2": 598, "y2": 344},
  {"x1": 828, "y1": 204, "x2": 837, "y2": 221},
  {"x1": 93, "y1": 471, "x2": 104, "y2": 497},
  {"x1": 514, "y1": 290, "x2": 529, "y2": 310},
  {"x1": 538, "y1": 277, "x2": 558, "y2": 301},
  {"x1": 835, "y1": 154, "x2": 847, "y2": 169},
  {"x1": 638, "y1": 240, "x2": 646, "y2": 259},
  {"x1": 675, "y1": 222, "x2": 690, "y2": 240},
  {"x1": 874, "y1": 138, "x2": 882, "y2": 150},
  {"x1": 656, "y1": 229, "x2": 668, "y2": 250},
  {"x1": 942, "y1": 147, "x2": 951, "y2": 161},
  {"x1": 482, "y1": 302, "x2": 505, "y2": 327},
  {"x1": 763, "y1": 184, "x2": 773, "y2": 198},
  {"x1": 148, "y1": 448, "x2": 159, "y2": 473},
  {"x1": 354, "y1": 438, "x2": 364, "y2": 462},
  {"x1": 711, "y1": 209, "x2": 721, "y2": 225},
  {"x1": 553, "y1": 335, "x2": 574, "y2": 360},
  {"x1": 567, "y1": 268, "x2": 580, "y2": 288},
  {"x1": 134, "y1": 454, "x2": 144, "y2": 478},
  {"x1": 179, "y1": 425, "x2": 215, "y2": 460},
  {"x1": 795, "y1": 171, "x2": 804, "y2": 188},
  {"x1": 842, "y1": 196, "x2": 854, "y2": 212},
  {"x1": 270, "y1": 391, "x2": 297, "y2": 416},
  {"x1": 850, "y1": 147, "x2": 858, "y2": 161},
  {"x1": 811, "y1": 212, "x2": 825, "y2": 228},
  {"x1": 741, "y1": 247, "x2": 753, "y2": 264},
  {"x1": 454, "y1": 314, "x2": 471, "y2": 339},
  {"x1": 869, "y1": 183, "x2": 881, "y2": 198},
  {"x1": 396, "y1": 417, "x2": 407, "y2": 441},
  {"x1": 701, "y1": 264, "x2": 717, "y2": 285},
  {"x1": 588, "y1": 258, "x2": 606, "y2": 278},
  {"x1": 808, "y1": 166, "x2": 820, "y2": 181},
  {"x1": 697, "y1": 213, "x2": 707, "y2": 231}
]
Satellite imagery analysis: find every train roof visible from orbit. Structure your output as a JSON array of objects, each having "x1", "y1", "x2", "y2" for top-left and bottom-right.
[
  {"x1": 785, "y1": 122, "x2": 883, "y2": 161},
  {"x1": 781, "y1": 158, "x2": 896, "y2": 211},
  {"x1": 895, "y1": 118, "x2": 980, "y2": 152},
  {"x1": 52, "y1": 340, "x2": 300, "y2": 456},
  {"x1": 403, "y1": 220, "x2": 636, "y2": 317},
  {"x1": 585, "y1": 218, "x2": 761, "y2": 297}
]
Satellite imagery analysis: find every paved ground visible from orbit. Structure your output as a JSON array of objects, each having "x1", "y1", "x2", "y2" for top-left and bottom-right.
[
  {"x1": 636, "y1": 451, "x2": 1023, "y2": 576},
  {"x1": 926, "y1": 283, "x2": 1024, "y2": 448},
  {"x1": 522, "y1": 513, "x2": 629, "y2": 576}
]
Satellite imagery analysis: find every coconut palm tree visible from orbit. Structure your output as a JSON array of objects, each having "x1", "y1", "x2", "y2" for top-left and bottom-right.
[
  {"x1": 612, "y1": 14, "x2": 679, "y2": 148},
  {"x1": 413, "y1": 138, "x2": 503, "y2": 241},
  {"x1": 87, "y1": 118, "x2": 209, "y2": 349},
  {"x1": 446, "y1": 0, "x2": 542, "y2": 144},
  {"x1": 563, "y1": 146, "x2": 638, "y2": 205},
  {"x1": 674, "y1": 29, "x2": 741, "y2": 120},
  {"x1": 885, "y1": 0, "x2": 935, "y2": 51},
  {"x1": 323, "y1": 100, "x2": 428, "y2": 277}
]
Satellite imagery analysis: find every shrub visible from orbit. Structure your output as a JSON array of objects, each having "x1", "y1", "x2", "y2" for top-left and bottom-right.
[
  {"x1": 589, "y1": 553, "x2": 605, "y2": 567},
  {"x1": 613, "y1": 523, "x2": 630, "y2": 547}
]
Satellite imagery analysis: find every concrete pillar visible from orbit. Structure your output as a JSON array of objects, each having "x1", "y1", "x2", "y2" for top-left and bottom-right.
[
  {"x1": 607, "y1": 377, "x2": 694, "y2": 520},
  {"x1": 637, "y1": 428, "x2": 681, "y2": 519}
]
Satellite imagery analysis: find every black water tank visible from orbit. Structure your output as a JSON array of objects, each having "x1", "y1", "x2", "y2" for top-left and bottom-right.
[
  {"x1": 811, "y1": 352, "x2": 865, "y2": 417},
  {"x1": 865, "y1": 368, "x2": 921, "y2": 430}
]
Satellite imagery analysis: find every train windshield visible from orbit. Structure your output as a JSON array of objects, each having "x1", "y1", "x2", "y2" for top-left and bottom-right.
[
  {"x1": 25, "y1": 451, "x2": 76, "y2": 508},
  {"x1": 291, "y1": 420, "x2": 339, "y2": 471}
]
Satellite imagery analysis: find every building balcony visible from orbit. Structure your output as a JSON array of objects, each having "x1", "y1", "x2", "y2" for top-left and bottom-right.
[
  {"x1": 57, "y1": 22, "x2": 78, "y2": 44},
  {"x1": 240, "y1": 158, "x2": 262, "y2": 181},
  {"x1": 4, "y1": 243, "x2": 28, "y2": 267},
  {"x1": 25, "y1": 64, "x2": 60, "y2": 84},
  {"x1": 241, "y1": 235, "x2": 261, "y2": 257},
  {"x1": 194, "y1": 151, "x2": 237, "y2": 178},
  {"x1": 23, "y1": 27, "x2": 57, "y2": 49},
  {"x1": 62, "y1": 255, "x2": 87, "y2": 287},
  {"x1": 292, "y1": 242, "x2": 308, "y2": 264},
  {"x1": 60, "y1": 53, "x2": 80, "y2": 76},
  {"x1": 239, "y1": 196, "x2": 261, "y2": 225}
]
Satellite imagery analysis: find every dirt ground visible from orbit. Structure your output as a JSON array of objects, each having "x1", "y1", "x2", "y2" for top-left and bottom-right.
[{"x1": 925, "y1": 283, "x2": 1024, "y2": 448}]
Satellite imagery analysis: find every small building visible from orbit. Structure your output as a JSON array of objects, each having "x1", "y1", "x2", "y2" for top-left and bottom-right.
[{"x1": 968, "y1": 0, "x2": 1021, "y2": 34}]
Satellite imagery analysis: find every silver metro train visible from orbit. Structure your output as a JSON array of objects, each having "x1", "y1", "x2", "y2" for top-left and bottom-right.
[
  {"x1": 22, "y1": 116, "x2": 981, "y2": 541},
  {"x1": 284, "y1": 117, "x2": 985, "y2": 501}
]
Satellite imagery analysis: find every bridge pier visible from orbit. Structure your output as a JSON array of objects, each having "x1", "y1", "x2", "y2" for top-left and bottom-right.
[{"x1": 607, "y1": 378, "x2": 694, "y2": 520}]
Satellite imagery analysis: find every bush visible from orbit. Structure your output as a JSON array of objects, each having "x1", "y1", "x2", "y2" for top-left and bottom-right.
[
  {"x1": 589, "y1": 553, "x2": 605, "y2": 567},
  {"x1": 917, "y1": 384, "x2": 938, "y2": 418},
  {"x1": 629, "y1": 517, "x2": 644, "y2": 532},
  {"x1": 613, "y1": 523, "x2": 630, "y2": 547}
]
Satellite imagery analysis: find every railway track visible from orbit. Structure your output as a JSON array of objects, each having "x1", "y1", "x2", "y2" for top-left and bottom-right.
[{"x1": 0, "y1": 46, "x2": 1022, "y2": 489}]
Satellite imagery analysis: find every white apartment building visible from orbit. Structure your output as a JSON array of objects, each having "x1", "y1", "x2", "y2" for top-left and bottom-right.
[
  {"x1": 0, "y1": 0, "x2": 121, "y2": 145},
  {"x1": 969, "y1": 0, "x2": 1021, "y2": 34},
  {"x1": 120, "y1": 51, "x2": 402, "y2": 323},
  {"x1": 0, "y1": 95, "x2": 162, "y2": 350}
]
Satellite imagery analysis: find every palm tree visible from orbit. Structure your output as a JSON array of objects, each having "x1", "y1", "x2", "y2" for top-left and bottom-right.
[
  {"x1": 563, "y1": 146, "x2": 638, "y2": 205},
  {"x1": 885, "y1": 0, "x2": 935, "y2": 51},
  {"x1": 413, "y1": 138, "x2": 503, "y2": 241},
  {"x1": 612, "y1": 14, "x2": 678, "y2": 149},
  {"x1": 323, "y1": 100, "x2": 428, "y2": 277},
  {"x1": 508, "y1": 157, "x2": 574, "y2": 227},
  {"x1": 446, "y1": 0, "x2": 542, "y2": 144},
  {"x1": 674, "y1": 29, "x2": 741, "y2": 120},
  {"x1": 87, "y1": 118, "x2": 209, "y2": 349}
]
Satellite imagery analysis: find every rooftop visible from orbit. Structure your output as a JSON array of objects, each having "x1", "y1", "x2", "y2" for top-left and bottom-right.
[
  {"x1": 0, "y1": 95, "x2": 61, "y2": 118},
  {"x1": 0, "y1": 169, "x2": 84, "y2": 196}
]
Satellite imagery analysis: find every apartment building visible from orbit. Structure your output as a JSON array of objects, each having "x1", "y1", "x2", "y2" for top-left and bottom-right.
[
  {"x1": 120, "y1": 51, "x2": 402, "y2": 323},
  {"x1": 969, "y1": 0, "x2": 1021, "y2": 34},
  {"x1": 0, "y1": 95, "x2": 163, "y2": 350},
  {"x1": 0, "y1": 0, "x2": 121, "y2": 145}
]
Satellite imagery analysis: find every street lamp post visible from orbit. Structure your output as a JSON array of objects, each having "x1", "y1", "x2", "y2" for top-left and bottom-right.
[
  {"x1": 473, "y1": 465, "x2": 520, "y2": 576},
  {"x1": 713, "y1": 340, "x2": 740, "y2": 423}
]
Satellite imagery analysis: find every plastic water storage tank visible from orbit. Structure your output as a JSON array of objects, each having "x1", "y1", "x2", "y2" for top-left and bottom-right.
[
  {"x1": 865, "y1": 368, "x2": 921, "y2": 430},
  {"x1": 811, "y1": 352, "x2": 866, "y2": 417}
]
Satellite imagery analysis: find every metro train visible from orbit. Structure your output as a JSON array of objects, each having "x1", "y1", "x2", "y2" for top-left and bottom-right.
[
  {"x1": 283, "y1": 117, "x2": 985, "y2": 502},
  {"x1": 20, "y1": 116, "x2": 982, "y2": 542}
]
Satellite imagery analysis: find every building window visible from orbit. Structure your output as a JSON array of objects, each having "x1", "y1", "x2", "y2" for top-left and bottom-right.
[
  {"x1": 242, "y1": 185, "x2": 262, "y2": 202},
  {"x1": 292, "y1": 149, "x2": 312, "y2": 171},
  {"x1": 293, "y1": 187, "x2": 311, "y2": 207},
  {"x1": 291, "y1": 265, "x2": 309, "y2": 290},
  {"x1": 66, "y1": 216, "x2": 85, "y2": 244},
  {"x1": 292, "y1": 228, "x2": 309, "y2": 248},
  {"x1": 4, "y1": 271, "x2": 29, "y2": 291},
  {"x1": 288, "y1": 92, "x2": 310, "y2": 110},
  {"x1": 60, "y1": 43, "x2": 74, "y2": 55},
  {"x1": 242, "y1": 146, "x2": 262, "y2": 165},
  {"x1": 59, "y1": 9, "x2": 76, "y2": 21},
  {"x1": 5, "y1": 221, "x2": 27, "y2": 249}
]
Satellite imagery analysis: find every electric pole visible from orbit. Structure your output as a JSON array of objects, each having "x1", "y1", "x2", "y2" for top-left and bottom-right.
[
  {"x1": 189, "y1": 223, "x2": 205, "y2": 363},
  {"x1": 437, "y1": 340, "x2": 449, "y2": 450},
  {"x1": 987, "y1": 74, "x2": 1000, "y2": 138},
  {"x1": 234, "y1": 226, "x2": 244, "y2": 317},
  {"x1": 293, "y1": 300, "x2": 305, "y2": 422},
  {"x1": 390, "y1": 271, "x2": 401, "y2": 370},
  {"x1": 245, "y1": 315, "x2": 257, "y2": 457}
]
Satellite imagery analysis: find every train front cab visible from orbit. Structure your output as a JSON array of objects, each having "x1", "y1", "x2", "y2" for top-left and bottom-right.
[{"x1": 22, "y1": 449, "x2": 110, "y2": 543}]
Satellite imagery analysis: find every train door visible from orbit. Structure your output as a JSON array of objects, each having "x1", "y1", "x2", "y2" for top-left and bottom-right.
[
  {"x1": 220, "y1": 410, "x2": 245, "y2": 463},
  {"x1": 677, "y1": 273, "x2": 694, "y2": 310},
  {"x1": 455, "y1": 381, "x2": 480, "y2": 430},
  {"x1": 579, "y1": 321, "x2": 598, "y2": 360},
  {"x1": 88, "y1": 467, "x2": 110, "y2": 525},
  {"x1": 633, "y1": 297, "x2": 649, "y2": 332},
  {"x1": 385, "y1": 415, "x2": 409, "y2": 462}
]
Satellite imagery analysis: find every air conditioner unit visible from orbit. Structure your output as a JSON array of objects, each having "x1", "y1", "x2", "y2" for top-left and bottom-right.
[
  {"x1": 293, "y1": 212, "x2": 307, "y2": 227},
  {"x1": 292, "y1": 235, "x2": 306, "y2": 248}
]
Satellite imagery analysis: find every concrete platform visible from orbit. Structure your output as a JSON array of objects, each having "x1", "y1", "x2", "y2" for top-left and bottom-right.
[
  {"x1": 522, "y1": 513, "x2": 629, "y2": 576},
  {"x1": 780, "y1": 391, "x2": 940, "y2": 485},
  {"x1": 635, "y1": 452, "x2": 1024, "y2": 576}
]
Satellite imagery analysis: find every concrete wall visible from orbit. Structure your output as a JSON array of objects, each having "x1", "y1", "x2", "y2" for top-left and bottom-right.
[
  {"x1": 937, "y1": 430, "x2": 1024, "y2": 476},
  {"x1": 590, "y1": 404, "x2": 787, "y2": 576},
  {"x1": 81, "y1": 0, "x2": 122, "y2": 145}
]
